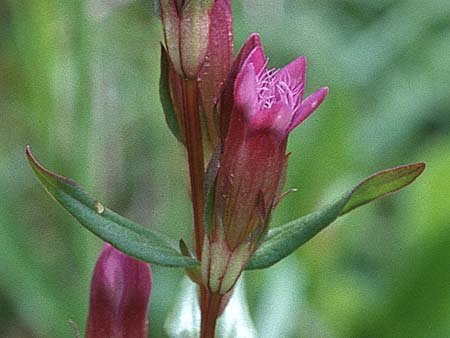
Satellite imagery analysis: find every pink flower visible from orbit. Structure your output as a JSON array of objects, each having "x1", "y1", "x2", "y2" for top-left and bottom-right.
[
  {"x1": 202, "y1": 34, "x2": 328, "y2": 294},
  {"x1": 85, "y1": 244, "x2": 152, "y2": 338},
  {"x1": 219, "y1": 33, "x2": 328, "y2": 245}
]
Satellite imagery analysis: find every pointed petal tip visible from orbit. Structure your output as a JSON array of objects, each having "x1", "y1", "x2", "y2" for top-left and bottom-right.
[
  {"x1": 316, "y1": 86, "x2": 330, "y2": 104},
  {"x1": 239, "y1": 33, "x2": 265, "y2": 69},
  {"x1": 246, "y1": 32, "x2": 262, "y2": 46},
  {"x1": 294, "y1": 55, "x2": 307, "y2": 66},
  {"x1": 280, "y1": 56, "x2": 307, "y2": 82},
  {"x1": 293, "y1": 55, "x2": 307, "y2": 68},
  {"x1": 309, "y1": 86, "x2": 329, "y2": 105},
  {"x1": 288, "y1": 86, "x2": 329, "y2": 132},
  {"x1": 243, "y1": 45, "x2": 266, "y2": 74},
  {"x1": 291, "y1": 55, "x2": 307, "y2": 70},
  {"x1": 308, "y1": 86, "x2": 329, "y2": 104}
]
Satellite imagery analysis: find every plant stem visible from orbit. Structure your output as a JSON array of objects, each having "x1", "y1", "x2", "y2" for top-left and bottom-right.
[
  {"x1": 182, "y1": 72, "x2": 218, "y2": 338},
  {"x1": 200, "y1": 287, "x2": 222, "y2": 338},
  {"x1": 181, "y1": 78, "x2": 205, "y2": 259}
]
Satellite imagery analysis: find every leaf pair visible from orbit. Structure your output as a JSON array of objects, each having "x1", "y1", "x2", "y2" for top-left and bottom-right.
[{"x1": 26, "y1": 146, "x2": 424, "y2": 269}]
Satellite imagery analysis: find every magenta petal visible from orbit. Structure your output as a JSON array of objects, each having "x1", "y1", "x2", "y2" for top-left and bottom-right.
[
  {"x1": 277, "y1": 56, "x2": 306, "y2": 95},
  {"x1": 243, "y1": 46, "x2": 266, "y2": 75},
  {"x1": 219, "y1": 33, "x2": 263, "y2": 139},
  {"x1": 234, "y1": 61, "x2": 258, "y2": 120},
  {"x1": 235, "y1": 33, "x2": 263, "y2": 69},
  {"x1": 85, "y1": 244, "x2": 152, "y2": 338},
  {"x1": 289, "y1": 86, "x2": 329, "y2": 132},
  {"x1": 249, "y1": 102, "x2": 292, "y2": 140}
]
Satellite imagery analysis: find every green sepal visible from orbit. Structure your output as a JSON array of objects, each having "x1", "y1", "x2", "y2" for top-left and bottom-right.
[
  {"x1": 179, "y1": 239, "x2": 203, "y2": 284},
  {"x1": 160, "y1": 44, "x2": 184, "y2": 144},
  {"x1": 246, "y1": 162, "x2": 425, "y2": 270},
  {"x1": 203, "y1": 174, "x2": 218, "y2": 239},
  {"x1": 26, "y1": 146, "x2": 198, "y2": 268},
  {"x1": 253, "y1": 194, "x2": 275, "y2": 250},
  {"x1": 179, "y1": 238, "x2": 193, "y2": 257}
]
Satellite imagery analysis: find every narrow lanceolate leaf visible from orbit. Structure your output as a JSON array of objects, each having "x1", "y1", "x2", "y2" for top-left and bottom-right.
[
  {"x1": 339, "y1": 162, "x2": 426, "y2": 215},
  {"x1": 247, "y1": 162, "x2": 425, "y2": 270},
  {"x1": 26, "y1": 146, "x2": 197, "y2": 268},
  {"x1": 160, "y1": 45, "x2": 184, "y2": 144}
]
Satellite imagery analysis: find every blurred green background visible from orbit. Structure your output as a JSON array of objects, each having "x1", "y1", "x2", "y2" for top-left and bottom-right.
[{"x1": 1, "y1": 0, "x2": 449, "y2": 337}]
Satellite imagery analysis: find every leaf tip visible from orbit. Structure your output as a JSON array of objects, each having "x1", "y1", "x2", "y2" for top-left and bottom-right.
[
  {"x1": 179, "y1": 239, "x2": 193, "y2": 257},
  {"x1": 413, "y1": 161, "x2": 426, "y2": 173},
  {"x1": 25, "y1": 145, "x2": 43, "y2": 172},
  {"x1": 25, "y1": 145, "x2": 77, "y2": 186},
  {"x1": 342, "y1": 161, "x2": 427, "y2": 215},
  {"x1": 25, "y1": 144, "x2": 33, "y2": 160}
]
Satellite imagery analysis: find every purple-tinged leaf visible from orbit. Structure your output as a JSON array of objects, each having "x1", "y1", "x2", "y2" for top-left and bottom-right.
[
  {"x1": 26, "y1": 146, "x2": 198, "y2": 268},
  {"x1": 247, "y1": 162, "x2": 425, "y2": 270},
  {"x1": 340, "y1": 162, "x2": 425, "y2": 215},
  {"x1": 160, "y1": 45, "x2": 184, "y2": 144}
]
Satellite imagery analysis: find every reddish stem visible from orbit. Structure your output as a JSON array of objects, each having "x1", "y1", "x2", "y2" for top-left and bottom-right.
[
  {"x1": 181, "y1": 78, "x2": 205, "y2": 260},
  {"x1": 181, "y1": 77, "x2": 219, "y2": 338},
  {"x1": 200, "y1": 286, "x2": 222, "y2": 338}
]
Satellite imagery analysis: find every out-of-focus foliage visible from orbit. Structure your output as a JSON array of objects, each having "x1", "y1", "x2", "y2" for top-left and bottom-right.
[{"x1": 0, "y1": 0, "x2": 448, "y2": 337}]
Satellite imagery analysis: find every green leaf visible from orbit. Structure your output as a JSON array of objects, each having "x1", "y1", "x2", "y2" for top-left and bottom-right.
[
  {"x1": 164, "y1": 277, "x2": 258, "y2": 338},
  {"x1": 247, "y1": 162, "x2": 425, "y2": 270},
  {"x1": 26, "y1": 146, "x2": 198, "y2": 268},
  {"x1": 203, "y1": 174, "x2": 217, "y2": 239},
  {"x1": 340, "y1": 162, "x2": 426, "y2": 215},
  {"x1": 160, "y1": 44, "x2": 184, "y2": 144}
]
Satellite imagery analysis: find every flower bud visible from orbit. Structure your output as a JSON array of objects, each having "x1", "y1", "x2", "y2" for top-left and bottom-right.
[
  {"x1": 85, "y1": 244, "x2": 152, "y2": 338},
  {"x1": 198, "y1": 0, "x2": 234, "y2": 152},
  {"x1": 160, "y1": 0, "x2": 212, "y2": 79}
]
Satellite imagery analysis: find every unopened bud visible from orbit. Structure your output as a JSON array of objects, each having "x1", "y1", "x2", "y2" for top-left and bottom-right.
[
  {"x1": 160, "y1": 0, "x2": 212, "y2": 79},
  {"x1": 85, "y1": 244, "x2": 152, "y2": 338}
]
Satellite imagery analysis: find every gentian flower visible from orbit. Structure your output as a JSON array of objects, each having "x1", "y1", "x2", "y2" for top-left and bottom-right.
[
  {"x1": 85, "y1": 244, "x2": 152, "y2": 338},
  {"x1": 202, "y1": 33, "x2": 328, "y2": 294}
]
